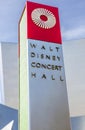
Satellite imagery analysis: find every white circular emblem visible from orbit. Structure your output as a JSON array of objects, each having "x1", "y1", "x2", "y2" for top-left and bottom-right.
[{"x1": 31, "y1": 8, "x2": 56, "y2": 29}]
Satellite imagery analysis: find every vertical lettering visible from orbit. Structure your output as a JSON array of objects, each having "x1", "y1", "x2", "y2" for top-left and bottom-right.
[
  {"x1": 60, "y1": 76, "x2": 64, "y2": 81},
  {"x1": 52, "y1": 56, "x2": 56, "y2": 61},
  {"x1": 51, "y1": 75, "x2": 55, "y2": 80},
  {"x1": 41, "y1": 45, "x2": 46, "y2": 50},
  {"x1": 59, "y1": 66, "x2": 62, "y2": 71},
  {"x1": 57, "y1": 56, "x2": 60, "y2": 61},
  {"x1": 30, "y1": 43, "x2": 37, "y2": 48},
  {"x1": 31, "y1": 73, "x2": 36, "y2": 78},
  {"x1": 56, "y1": 47, "x2": 59, "y2": 52},
  {"x1": 31, "y1": 52, "x2": 35, "y2": 57},
  {"x1": 42, "y1": 74, "x2": 47, "y2": 79},
  {"x1": 41, "y1": 54, "x2": 44, "y2": 59},
  {"x1": 49, "y1": 47, "x2": 53, "y2": 51}
]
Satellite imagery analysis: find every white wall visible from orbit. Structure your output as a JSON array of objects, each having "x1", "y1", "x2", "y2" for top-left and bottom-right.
[
  {"x1": 0, "y1": 43, "x2": 4, "y2": 104},
  {"x1": 1, "y1": 42, "x2": 18, "y2": 109},
  {"x1": 63, "y1": 39, "x2": 85, "y2": 117}
]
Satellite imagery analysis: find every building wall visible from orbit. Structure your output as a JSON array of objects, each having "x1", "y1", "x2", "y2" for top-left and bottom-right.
[
  {"x1": 1, "y1": 42, "x2": 18, "y2": 109},
  {"x1": 0, "y1": 43, "x2": 4, "y2": 104},
  {"x1": 63, "y1": 39, "x2": 85, "y2": 116}
]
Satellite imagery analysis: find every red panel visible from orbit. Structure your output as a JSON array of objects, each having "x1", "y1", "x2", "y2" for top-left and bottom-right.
[{"x1": 26, "y1": 1, "x2": 62, "y2": 44}]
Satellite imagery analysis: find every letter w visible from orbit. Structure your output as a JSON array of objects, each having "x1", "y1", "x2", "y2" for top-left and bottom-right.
[{"x1": 30, "y1": 43, "x2": 37, "y2": 48}]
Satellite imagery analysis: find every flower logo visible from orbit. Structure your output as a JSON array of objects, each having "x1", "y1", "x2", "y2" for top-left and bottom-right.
[{"x1": 31, "y1": 8, "x2": 56, "y2": 29}]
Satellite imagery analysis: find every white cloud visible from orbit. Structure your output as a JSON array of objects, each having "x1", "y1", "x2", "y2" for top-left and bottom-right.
[{"x1": 62, "y1": 25, "x2": 85, "y2": 40}]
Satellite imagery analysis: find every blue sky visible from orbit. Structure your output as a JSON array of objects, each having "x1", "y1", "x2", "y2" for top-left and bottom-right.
[{"x1": 0, "y1": 0, "x2": 85, "y2": 43}]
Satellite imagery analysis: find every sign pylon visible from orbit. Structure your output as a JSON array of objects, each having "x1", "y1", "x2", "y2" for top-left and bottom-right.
[{"x1": 19, "y1": 1, "x2": 71, "y2": 130}]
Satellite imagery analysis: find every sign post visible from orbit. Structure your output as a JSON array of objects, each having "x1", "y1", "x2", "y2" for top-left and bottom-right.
[{"x1": 19, "y1": 1, "x2": 71, "y2": 130}]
